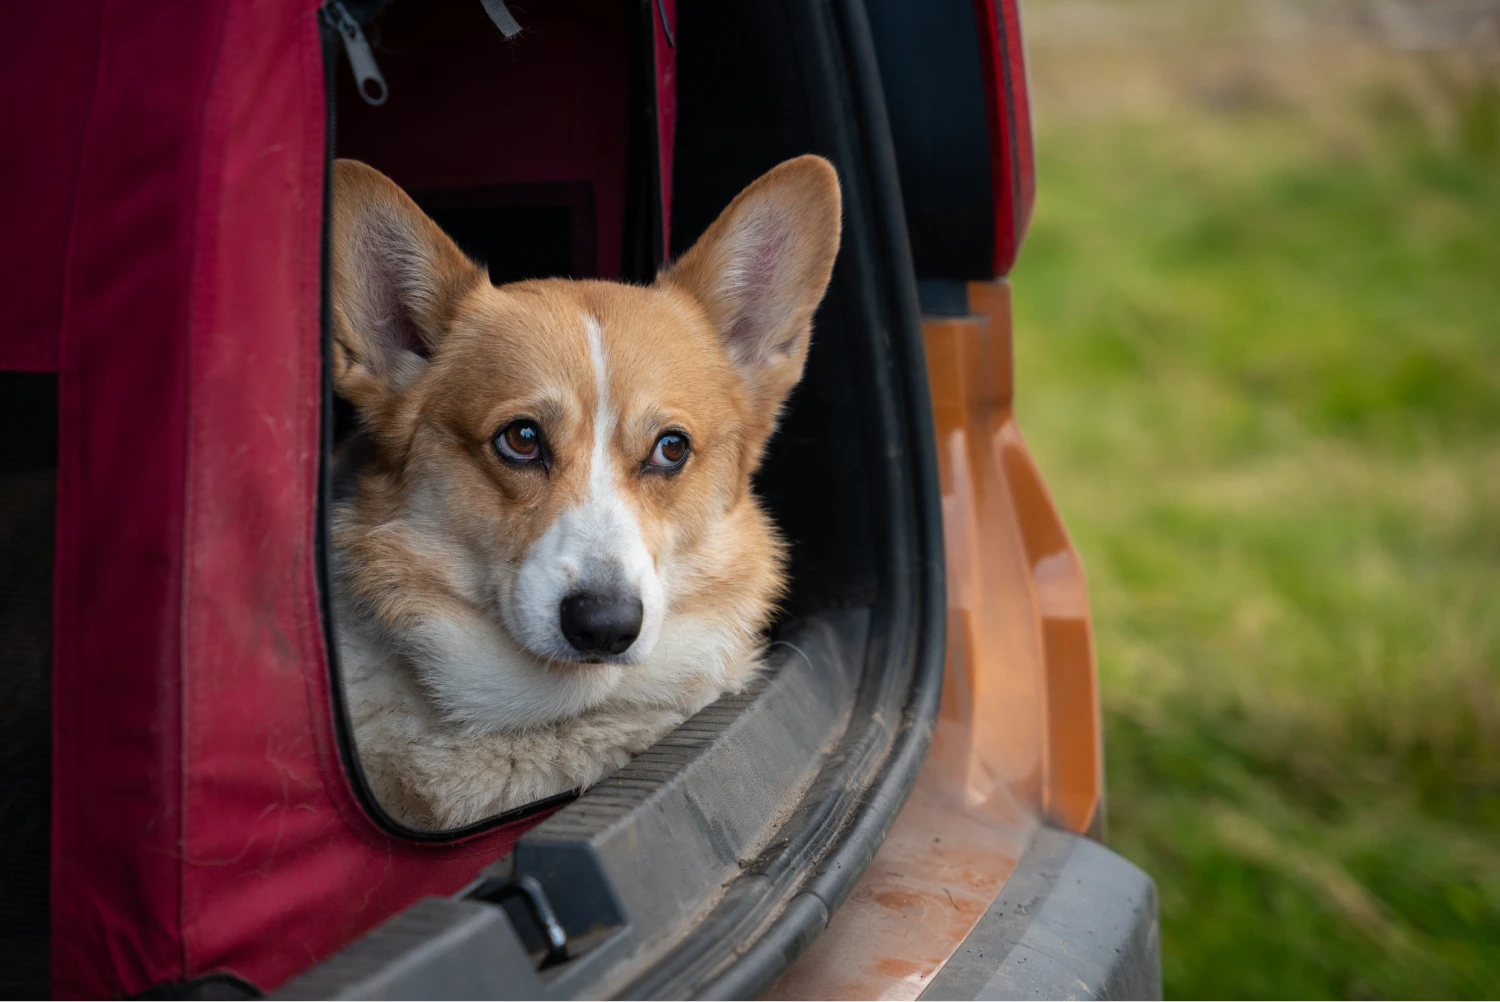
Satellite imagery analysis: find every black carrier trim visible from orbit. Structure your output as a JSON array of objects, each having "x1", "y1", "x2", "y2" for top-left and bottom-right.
[
  {"x1": 0, "y1": 373, "x2": 58, "y2": 999},
  {"x1": 131, "y1": 973, "x2": 262, "y2": 1000}
]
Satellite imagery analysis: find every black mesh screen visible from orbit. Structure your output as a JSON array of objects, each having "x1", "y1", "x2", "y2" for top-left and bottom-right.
[
  {"x1": 420, "y1": 182, "x2": 596, "y2": 284},
  {"x1": 0, "y1": 372, "x2": 55, "y2": 995}
]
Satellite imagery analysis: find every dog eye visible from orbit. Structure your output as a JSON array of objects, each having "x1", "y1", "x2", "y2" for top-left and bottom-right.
[
  {"x1": 647, "y1": 432, "x2": 689, "y2": 470},
  {"x1": 495, "y1": 420, "x2": 544, "y2": 463}
]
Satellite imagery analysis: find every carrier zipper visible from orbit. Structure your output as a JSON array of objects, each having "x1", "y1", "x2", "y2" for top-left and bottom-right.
[{"x1": 321, "y1": 0, "x2": 387, "y2": 106}]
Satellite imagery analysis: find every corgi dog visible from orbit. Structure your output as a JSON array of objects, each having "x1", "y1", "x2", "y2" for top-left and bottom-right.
[{"x1": 329, "y1": 156, "x2": 842, "y2": 829}]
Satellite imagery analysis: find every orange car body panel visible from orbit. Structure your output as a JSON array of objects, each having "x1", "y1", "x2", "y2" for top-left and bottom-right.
[{"x1": 769, "y1": 281, "x2": 1102, "y2": 999}]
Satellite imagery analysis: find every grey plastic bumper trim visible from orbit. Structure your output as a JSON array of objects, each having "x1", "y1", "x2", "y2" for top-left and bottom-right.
[{"x1": 920, "y1": 826, "x2": 1161, "y2": 1001}]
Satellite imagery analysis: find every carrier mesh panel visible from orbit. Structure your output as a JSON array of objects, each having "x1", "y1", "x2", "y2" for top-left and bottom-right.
[{"x1": 0, "y1": 373, "x2": 55, "y2": 996}]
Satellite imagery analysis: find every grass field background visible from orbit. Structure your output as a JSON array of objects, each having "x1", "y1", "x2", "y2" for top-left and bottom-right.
[{"x1": 1011, "y1": 3, "x2": 1500, "y2": 996}]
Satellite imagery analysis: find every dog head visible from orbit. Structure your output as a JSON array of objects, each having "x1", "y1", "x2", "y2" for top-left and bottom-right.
[{"x1": 331, "y1": 157, "x2": 841, "y2": 731}]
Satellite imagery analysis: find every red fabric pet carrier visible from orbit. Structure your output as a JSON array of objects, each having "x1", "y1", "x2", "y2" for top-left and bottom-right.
[{"x1": 0, "y1": 1, "x2": 675, "y2": 995}]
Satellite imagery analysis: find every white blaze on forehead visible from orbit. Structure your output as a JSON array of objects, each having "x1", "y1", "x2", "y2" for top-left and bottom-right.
[
  {"x1": 586, "y1": 315, "x2": 615, "y2": 498},
  {"x1": 502, "y1": 313, "x2": 667, "y2": 665}
]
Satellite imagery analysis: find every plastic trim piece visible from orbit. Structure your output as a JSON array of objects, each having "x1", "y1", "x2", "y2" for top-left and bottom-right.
[
  {"x1": 919, "y1": 827, "x2": 1162, "y2": 1001},
  {"x1": 916, "y1": 278, "x2": 971, "y2": 317}
]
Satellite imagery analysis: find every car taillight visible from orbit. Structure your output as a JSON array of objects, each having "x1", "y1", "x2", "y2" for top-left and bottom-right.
[{"x1": 972, "y1": 0, "x2": 1035, "y2": 276}]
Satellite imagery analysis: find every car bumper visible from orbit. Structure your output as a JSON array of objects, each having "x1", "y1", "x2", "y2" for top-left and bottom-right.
[{"x1": 921, "y1": 826, "x2": 1160, "y2": 1001}]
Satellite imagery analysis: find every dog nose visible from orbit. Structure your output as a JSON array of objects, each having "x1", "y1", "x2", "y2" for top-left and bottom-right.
[{"x1": 559, "y1": 591, "x2": 643, "y2": 657}]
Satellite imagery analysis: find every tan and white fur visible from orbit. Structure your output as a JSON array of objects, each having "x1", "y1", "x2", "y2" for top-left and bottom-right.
[{"x1": 329, "y1": 157, "x2": 842, "y2": 829}]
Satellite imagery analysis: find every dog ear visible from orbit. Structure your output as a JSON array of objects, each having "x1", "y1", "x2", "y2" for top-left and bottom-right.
[
  {"x1": 330, "y1": 159, "x2": 484, "y2": 418},
  {"x1": 660, "y1": 156, "x2": 841, "y2": 419}
]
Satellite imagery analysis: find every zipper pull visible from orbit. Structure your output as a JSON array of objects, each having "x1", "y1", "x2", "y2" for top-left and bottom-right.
[
  {"x1": 478, "y1": 0, "x2": 523, "y2": 38},
  {"x1": 323, "y1": 1, "x2": 388, "y2": 106}
]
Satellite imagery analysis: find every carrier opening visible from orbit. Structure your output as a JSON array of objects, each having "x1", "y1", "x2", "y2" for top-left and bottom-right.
[
  {"x1": 324, "y1": 0, "x2": 681, "y2": 834},
  {"x1": 323, "y1": 0, "x2": 885, "y2": 836}
]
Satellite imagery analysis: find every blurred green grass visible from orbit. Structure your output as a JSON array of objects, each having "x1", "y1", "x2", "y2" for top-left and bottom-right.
[{"x1": 1011, "y1": 43, "x2": 1500, "y2": 999}]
